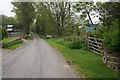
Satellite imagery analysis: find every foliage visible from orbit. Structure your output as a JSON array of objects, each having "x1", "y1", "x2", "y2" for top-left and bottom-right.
[
  {"x1": 54, "y1": 39, "x2": 71, "y2": 48},
  {"x1": 69, "y1": 40, "x2": 85, "y2": 49},
  {"x1": 53, "y1": 36, "x2": 86, "y2": 49},
  {"x1": 103, "y1": 21, "x2": 119, "y2": 52},
  {"x1": 0, "y1": 26, "x2": 8, "y2": 40},
  {"x1": 12, "y1": 2, "x2": 35, "y2": 34},
  {"x1": 96, "y1": 2, "x2": 120, "y2": 26},
  {"x1": 88, "y1": 20, "x2": 119, "y2": 53},
  {"x1": 65, "y1": 17, "x2": 79, "y2": 36},
  {"x1": 4, "y1": 42, "x2": 24, "y2": 50},
  {"x1": 78, "y1": 27, "x2": 87, "y2": 39},
  {"x1": 64, "y1": 36, "x2": 82, "y2": 42},
  {"x1": 3, "y1": 39, "x2": 23, "y2": 48},
  {"x1": 88, "y1": 25, "x2": 108, "y2": 38},
  {"x1": 23, "y1": 33, "x2": 33, "y2": 39},
  {"x1": 0, "y1": 15, "x2": 15, "y2": 26},
  {"x1": 1, "y1": 37, "x2": 24, "y2": 49},
  {"x1": 73, "y1": 2, "x2": 95, "y2": 25},
  {"x1": 47, "y1": 39, "x2": 119, "y2": 78},
  {"x1": 33, "y1": 2, "x2": 73, "y2": 37},
  {"x1": 1, "y1": 37, "x2": 20, "y2": 43},
  {"x1": 36, "y1": 33, "x2": 46, "y2": 39}
]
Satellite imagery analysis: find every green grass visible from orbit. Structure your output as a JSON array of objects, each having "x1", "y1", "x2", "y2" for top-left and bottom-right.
[
  {"x1": 36, "y1": 33, "x2": 46, "y2": 39},
  {"x1": 1, "y1": 37, "x2": 20, "y2": 44},
  {"x1": 4, "y1": 42, "x2": 25, "y2": 50},
  {"x1": 25, "y1": 38, "x2": 34, "y2": 40},
  {"x1": 46, "y1": 39, "x2": 119, "y2": 78}
]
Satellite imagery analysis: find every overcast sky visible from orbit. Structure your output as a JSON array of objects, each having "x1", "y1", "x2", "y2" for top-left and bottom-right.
[{"x1": 0, "y1": 0, "x2": 15, "y2": 17}]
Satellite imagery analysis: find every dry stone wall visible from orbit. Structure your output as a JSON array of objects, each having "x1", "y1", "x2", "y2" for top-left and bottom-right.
[
  {"x1": 103, "y1": 53, "x2": 120, "y2": 71},
  {"x1": 87, "y1": 36, "x2": 120, "y2": 71}
]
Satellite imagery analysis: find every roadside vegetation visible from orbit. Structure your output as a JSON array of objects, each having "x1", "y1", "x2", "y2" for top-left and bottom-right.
[
  {"x1": 2, "y1": 1, "x2": 118, "y2": 78},
  {"x1": 4, "y1": 42, "x2": 24, "y2": 50},
  {"x1": 1, "y1": 37, "x2": 19, "y2": 44},
  {"x1": 0, "y1": 26, "x2": 8, "y2": 40},
  {"x1": 36, "y1": 33, "x2": 46, "y2": 39},
  {"x1": 34, "y1": 2, "x2": 119, "y2": 78},
  {"x1": 1, "y1": 37, "x2": 24, "y2": 50},
  {"x1": 46, "y1": 39, "x2": 119, "y2": 78}
]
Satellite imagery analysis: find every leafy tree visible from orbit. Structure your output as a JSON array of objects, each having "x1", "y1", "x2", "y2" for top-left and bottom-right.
[
  {"x1": 34, "y1": 3, "x2": 57, "y2": 36},
  {"x1": 0, "y1": 15, "x2": 15, "y2": 26},
  {"x1": 95, "y1": 2, "x2": 120, "y2": 26},
  {"x1": 103, "y1": 20, "x2": 119, "y2": 53},
  {"x1": 73, "y1": 2, "x2": 95, "y2": 25},
  {"x1": 45, "y1": 2, "x2": 73, "y2": 37},
  {"x1": 34, "y1": 2, "x2": 73, "y2": 37},
  {"x1": 12, "y1": 2, "x2": 35, "y2": 34}
]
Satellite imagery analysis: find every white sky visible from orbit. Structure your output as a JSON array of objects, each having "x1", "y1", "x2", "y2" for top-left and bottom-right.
[{"x1": 0, "y1": 0, "x2": 15, "y2": 17}]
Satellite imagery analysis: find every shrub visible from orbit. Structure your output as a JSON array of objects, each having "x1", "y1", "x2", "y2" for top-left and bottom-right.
[
  {"x1": 69, "y1": 40, "x2": 85, "y2": 49},
  {"x1": 54, "y1": 36, "x2": 86, "y2": 49},
  {"x1": 0, "y1": 26, "x2": 8, "y2": 40},
  {"x1": 103, "y1": 21, "x2": 119, "y2": 52},
  {"x1": 54, "y1": 39, "x2": 71, "y2": 47},
  {"x1": 88, "y1": 20, "x2": 119, "y2": 53},
  {"x1": 88, "y1": 25, "x2": 108, "y2": 38},
  {"x1": 36, "y1": 33, "x2": 46, "y2": 39},
  {"x1": 23, "y1": 34, "x2": 33, "y2": 39},
  {"x1": 64, "y1": 36, "x2": 81, "y2": 42}
]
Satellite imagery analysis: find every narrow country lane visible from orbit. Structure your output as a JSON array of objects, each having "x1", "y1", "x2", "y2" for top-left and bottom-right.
[{"x1": 2, "y1": 35, "x2": 79, "y2": 78}]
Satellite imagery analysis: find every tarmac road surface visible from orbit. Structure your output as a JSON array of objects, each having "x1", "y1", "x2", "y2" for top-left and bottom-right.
[{"x1": 2, "y1": 35, "x2": 79, "y2": 78}]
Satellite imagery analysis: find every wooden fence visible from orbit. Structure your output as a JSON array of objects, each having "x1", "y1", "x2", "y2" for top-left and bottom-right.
[{"x1": 87, "y1": 36, "x2": 104, "y2": 55}]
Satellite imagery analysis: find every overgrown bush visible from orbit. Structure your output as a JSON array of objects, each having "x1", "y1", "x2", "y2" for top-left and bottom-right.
[
  {"x1": 23, "y1": 33, "x2": 33, "y2": 39},
  {"x1": 88, "y1": 25, "x2": 108, "y2": 38},
  {"x1": 88, "y1": 20, "x2": 119, "y2": 53},
  {"x1": 103, "y1": 21, "x2": 119, "y2": 52},
  {"x1": 69, "y1": 40, "x2": 85, "y2": 49},
  {"x1": 55, "y1": 39, "x2": 71, "y2": 47},
  {"x1": 64, "y1": 36, "x2": 81, "y2": 42},
  {"x1": 36, "y1": 33, "x2": 46, "y2": 39},
  {"x1": 55, "y1": 36, "x2": 86, "y2": 49},
  {"x1": 0, "y1": 26, "x2": 8, "y2": 40}
]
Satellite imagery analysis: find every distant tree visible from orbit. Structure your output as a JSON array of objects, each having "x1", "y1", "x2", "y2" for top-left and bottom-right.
[
  {"x1": 0, "y1": 15, "x2": 15, "y2": 26},
  {"x1": 34, "y1": 2, "x2": 73, "y2": 37},
  {"x1": 12, "y1": 2, "x2": 35, "y2": 34},
  {"x1": 45, "y1": 2, "x2": 72, "y2": 37}
]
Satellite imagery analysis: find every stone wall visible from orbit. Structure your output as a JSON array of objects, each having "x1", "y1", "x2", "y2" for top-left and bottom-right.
[
  {"x1": 102, "y1": 53, "x2": 120, "y2": 71},
  {"x1": 87, "y1": 36, "x2": 119, "y2": 71}
]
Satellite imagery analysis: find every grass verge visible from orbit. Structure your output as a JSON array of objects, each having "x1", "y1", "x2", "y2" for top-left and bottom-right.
[
  {"x1": 4, "y1": 42, "x2": 25, "y2": 50},
  {"x1": 1, "y1": 37, "x2": 20, "y2": 44},
  {"x1": 46, "y1": 39, "x2": 119, "y2": 78},
  {"x1": 36, "y1": 33, "x2": 46, "y2": 39}
]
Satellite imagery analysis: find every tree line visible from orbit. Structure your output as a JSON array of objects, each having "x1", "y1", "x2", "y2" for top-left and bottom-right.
[{"x1": 11, "y1": 2, "x2": 119, "y2": 38}]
